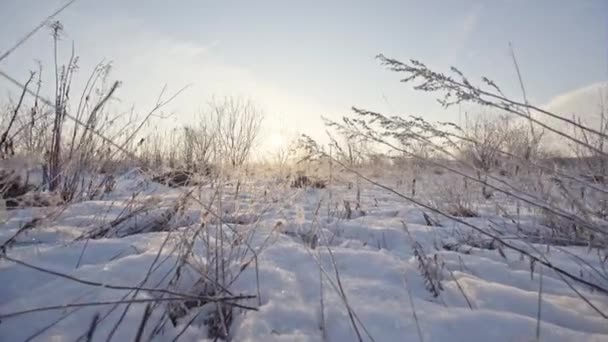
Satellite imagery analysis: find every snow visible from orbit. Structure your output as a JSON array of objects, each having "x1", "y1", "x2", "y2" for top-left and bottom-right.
[{"x1": 1, "y1": 170, "x2": 607, "y2": 341}]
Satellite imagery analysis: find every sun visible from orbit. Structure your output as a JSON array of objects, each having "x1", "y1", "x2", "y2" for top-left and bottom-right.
[{"x1": 268, "y1": 133, "x2": 285, "y2": 149}]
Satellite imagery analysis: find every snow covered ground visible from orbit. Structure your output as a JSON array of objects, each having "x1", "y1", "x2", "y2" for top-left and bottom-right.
[{"x1": 1, "y1": 168, "x2": 607, "y2": 341}]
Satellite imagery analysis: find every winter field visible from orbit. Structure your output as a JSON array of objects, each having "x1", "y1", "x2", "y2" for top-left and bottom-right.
[
  {"x1": 1, "y1": 162, "x2": 608, "y2": 341},
  {"x1": 1, "y1": 3, "x2": 608, "y2": 341}
]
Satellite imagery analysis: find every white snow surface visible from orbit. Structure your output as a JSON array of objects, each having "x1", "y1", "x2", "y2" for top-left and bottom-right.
[{"x1": 1, "y1": 169, "x2": 607, "y2": 341}]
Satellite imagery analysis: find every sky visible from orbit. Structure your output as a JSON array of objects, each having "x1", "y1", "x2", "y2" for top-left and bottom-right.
[{"x1": 0, "y1": 0, "x2": 607, "y2": 153}]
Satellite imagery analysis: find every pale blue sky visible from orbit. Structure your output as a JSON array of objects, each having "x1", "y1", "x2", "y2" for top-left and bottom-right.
[{"x1": 1, "y1": 0, "x2": 607, "y2": 150}]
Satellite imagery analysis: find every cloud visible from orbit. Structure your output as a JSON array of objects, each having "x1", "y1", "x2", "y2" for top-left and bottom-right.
[
  {"x1": 539, "y1": 82, "x2": 608, "y2": 153},
  {"x1": 544, "y1": 82, "x2": 608, "y2": 126}
]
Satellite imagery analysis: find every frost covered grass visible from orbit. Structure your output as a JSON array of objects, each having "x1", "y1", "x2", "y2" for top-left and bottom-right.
[{"x1": 1, "y1": 165, "x2": 608, "y2": 341}]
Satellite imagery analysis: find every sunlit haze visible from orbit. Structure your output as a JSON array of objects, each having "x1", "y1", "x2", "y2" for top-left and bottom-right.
[{"x1": 1, "y1": 0, "x2": 607, "y2": 153}]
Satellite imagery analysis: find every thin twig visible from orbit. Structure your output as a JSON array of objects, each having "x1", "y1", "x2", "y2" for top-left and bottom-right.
[{"x1": 0, "y1": 0, "x2": 78, "y2": 63}]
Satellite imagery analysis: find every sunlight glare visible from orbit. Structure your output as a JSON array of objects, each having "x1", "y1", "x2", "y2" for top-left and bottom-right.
[{"x1": 268, "y1": 133, "x2": 285, "y2": 149}]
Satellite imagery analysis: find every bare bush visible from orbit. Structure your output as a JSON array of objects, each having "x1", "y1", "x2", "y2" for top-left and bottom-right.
[
  {"x1": 182, "y1": 116, "x2": 216, "y2": 172},
  {"x1": 209, "y1": 97, "x2": 263, "y2": 168},
  {"x1": 458, "y1": 114, "x2": 507, "y2": 173},
  {"x1": 458, "y1": 114, "x2": 510, "y2": 198}
]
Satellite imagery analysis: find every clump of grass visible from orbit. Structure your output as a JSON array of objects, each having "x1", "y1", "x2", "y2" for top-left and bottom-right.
[
  {"x1": 436, "y1": 180, "x2": 479, "y2": 218},
  {"x1": 152, "y1": 170, "x2": 197, "y2": 187},
  {"x1": 413, "y1": 246, "x2": 444, "y2": 298},
  {"x1": 290, "y1": 173, "x2": 326, "y2": 189}
]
